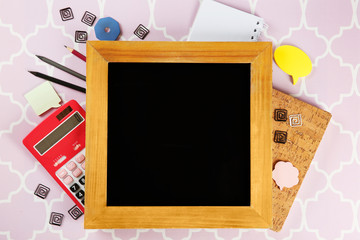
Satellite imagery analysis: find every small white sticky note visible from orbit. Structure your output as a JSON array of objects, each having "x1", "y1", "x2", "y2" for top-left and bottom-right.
[{"x1": 25, "y1": 81, "x2": 61, "y2": 115}]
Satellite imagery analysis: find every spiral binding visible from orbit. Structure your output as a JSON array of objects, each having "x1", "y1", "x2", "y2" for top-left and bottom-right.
[{"x1": 251, "y1": 21, "x2": 268, "y2": 41}]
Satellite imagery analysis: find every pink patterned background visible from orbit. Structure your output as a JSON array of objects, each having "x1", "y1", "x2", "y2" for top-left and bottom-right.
[{"x1": 0, "y1": 0, "x2": 358, "y2": 239}]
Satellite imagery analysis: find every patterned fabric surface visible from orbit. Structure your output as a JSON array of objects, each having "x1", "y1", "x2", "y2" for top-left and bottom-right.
[{"x1": 0, "y1": 0, "x2": 358, "y2": 239}]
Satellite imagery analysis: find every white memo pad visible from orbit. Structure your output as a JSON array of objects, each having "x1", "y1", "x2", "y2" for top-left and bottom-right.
[
  {"x1": 25, "y1": 81, "x2": 62, "y2": 115},
  {"x1": 188, "y1": 0, "x2": 265, "y2": 41}
]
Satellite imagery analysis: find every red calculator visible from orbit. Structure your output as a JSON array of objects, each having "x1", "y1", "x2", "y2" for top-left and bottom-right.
[{"x1": 23, "y1": 100, "x2": 86, "y2": 212}]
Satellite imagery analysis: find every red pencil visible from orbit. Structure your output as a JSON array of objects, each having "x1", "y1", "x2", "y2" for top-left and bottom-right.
[{"x1": 64, "y1": 45, "x2": 86, "y2": 62}]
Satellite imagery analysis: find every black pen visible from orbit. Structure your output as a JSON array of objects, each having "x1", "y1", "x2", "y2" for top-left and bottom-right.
[{"x1": 28, "y1": 71, "x2": 86, "y2": 93}]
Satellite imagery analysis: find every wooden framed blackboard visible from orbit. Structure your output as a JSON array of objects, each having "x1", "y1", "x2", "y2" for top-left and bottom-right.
[{"x1": 85, "y1": 41, "x2": 273, "y2": 229}]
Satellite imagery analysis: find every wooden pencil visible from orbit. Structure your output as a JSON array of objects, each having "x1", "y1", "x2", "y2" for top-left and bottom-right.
[
  {"x1": 35, "y1": 55, "x2": 86, "y2": 81},
  {"x1": 28, "y1": 71, "x2": 86, "y2": 93},
  {"x1": 65, "y1": 45, "x2": 87, "y2": 62}
]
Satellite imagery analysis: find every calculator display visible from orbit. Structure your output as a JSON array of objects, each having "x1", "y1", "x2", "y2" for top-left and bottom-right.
[{"x1": 35, "y1": 112, "x2": 84, "y2": 155}]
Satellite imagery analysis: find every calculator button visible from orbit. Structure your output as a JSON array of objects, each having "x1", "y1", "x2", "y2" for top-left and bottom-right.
[
  {"x1": 81, "y1": 162, "x2": 85, "y2": 170},
  {"x1": 75, "y1": 154, "x2": 85, "y2": 163},
  {"x1": 66, "y1": 161, "x2": 77, "y2": 171},
  {"x1": 70, "y1": 183, "x2": 80, "y2": 192},
  {"x1": 82, "y1": 199, "x2": 85, "y2": 205},
  {"x1": 76, "y1": 190, "x2": 84, "y2": 199},
  {"x1": 57, "y1": 169, "x2": 67, "y2": 179},
  {"x1": 79, "y1": 176, "x2": 85, "y2": 185},
  {"x1": 63, "y1": 175, "x2": 74, "y2": 185},
  {"x1": 72, "y1": 168, "x2": 82, "y2": 178}
]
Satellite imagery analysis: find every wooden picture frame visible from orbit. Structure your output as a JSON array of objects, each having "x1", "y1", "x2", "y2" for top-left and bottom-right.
[{"x1": 85, "y1": 41, "x2": 273, "y2": 229}]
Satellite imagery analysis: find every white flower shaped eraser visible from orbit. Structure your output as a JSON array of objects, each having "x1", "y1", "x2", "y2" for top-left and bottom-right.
[{"x1": 272, "y1": 161, "x2": 299, "y2": 190}]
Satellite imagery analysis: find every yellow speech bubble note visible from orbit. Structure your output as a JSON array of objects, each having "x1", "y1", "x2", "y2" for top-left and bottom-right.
[{"x1": 274, "y1": 45, "x2": 312, "y2": 85}]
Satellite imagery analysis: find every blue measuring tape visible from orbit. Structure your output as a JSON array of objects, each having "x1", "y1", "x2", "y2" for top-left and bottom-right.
[{"x1": 94, "y1": 17, "x2": 121, "y2": 40}]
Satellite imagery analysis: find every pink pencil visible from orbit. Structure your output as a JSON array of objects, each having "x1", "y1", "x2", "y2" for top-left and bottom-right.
[{"x1": 64, "y1": 45, "x2": 86, "y2": 62}]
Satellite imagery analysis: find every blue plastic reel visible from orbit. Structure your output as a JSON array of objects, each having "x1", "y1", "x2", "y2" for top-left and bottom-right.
[{"x1": 94, "y1": 17, "x2": 121, "y2": 41}]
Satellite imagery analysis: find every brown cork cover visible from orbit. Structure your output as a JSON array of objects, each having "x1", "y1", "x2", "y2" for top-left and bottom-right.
[{"x1": 271, "y1": 89, "x2": 332, "y2": 231}]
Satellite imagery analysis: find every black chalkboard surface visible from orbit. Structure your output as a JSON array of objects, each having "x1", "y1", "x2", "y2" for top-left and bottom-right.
[{"x1": 107, "y1": 62, "x2": 250, "y2": 206}]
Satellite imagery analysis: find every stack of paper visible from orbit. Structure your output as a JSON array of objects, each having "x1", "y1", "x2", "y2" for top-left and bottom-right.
[{"x1": 188, "y1": 0, "x2": 266, "y2": 42}]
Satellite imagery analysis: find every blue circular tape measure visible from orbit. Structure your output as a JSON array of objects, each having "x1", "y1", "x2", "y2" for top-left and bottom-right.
[{"x1": 94, "y1": 17, "x2": 121, "y2": 40}]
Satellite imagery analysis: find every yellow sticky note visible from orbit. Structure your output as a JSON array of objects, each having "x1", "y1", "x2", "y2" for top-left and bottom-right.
[
  {"x1": 25, "y1": 81, "x2": 62, "y2": 115},
  {"x1": 274, "y1": 45, "x2": 312, "y2": 85}
]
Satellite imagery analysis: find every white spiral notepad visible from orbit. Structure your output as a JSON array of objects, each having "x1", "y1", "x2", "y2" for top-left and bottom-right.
[{"x1": 188, "y1": 0, "x2": 266, "y2": 41}]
